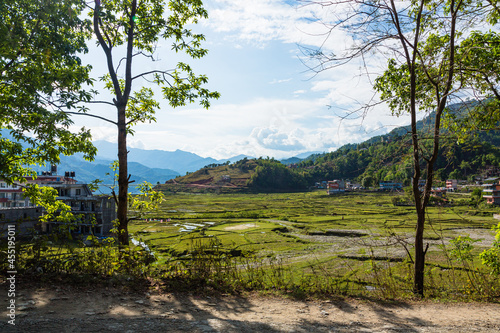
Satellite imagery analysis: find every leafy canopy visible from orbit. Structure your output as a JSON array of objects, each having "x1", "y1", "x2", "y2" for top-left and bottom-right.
[{"x1": 0, "y1": 0, "x2": 96, "y2": 183}]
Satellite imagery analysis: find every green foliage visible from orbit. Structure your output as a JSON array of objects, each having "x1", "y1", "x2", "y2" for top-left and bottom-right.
[
  {"x1": 129, "y1": 181, "x2": 165, "y2": 220},
  {"x1": 24, "y1": 185, "x2": 75, "y2": 224},
  {"x1": 470, "y1": 188, "x2": 484, "y2": 207},
  {"x1": 479, "y1": 223, "x2": 500, "y2": 275},
  {"x1": 10, "y1": 234, "x2": 155, "y2": 278},
  {"x1": 0, "y1": 0, "x2": 96, "y2": 183},
  {"x1": 449, "y1": 236, "x2": 478, "y2": 263},
  {"x1": 247, "y1": 158, "x2": 307, "y2": 191},
  {"x1": 445, "y1": 31, "x2": 500, "y2": 138},
  {"x1": 92, "y1": 0, "x2": 220, "y2": 113}
]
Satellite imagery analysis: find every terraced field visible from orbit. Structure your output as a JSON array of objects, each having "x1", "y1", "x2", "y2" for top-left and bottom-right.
[{"x1": 129, "y1": 191, "x2": 498, "y2": 271}]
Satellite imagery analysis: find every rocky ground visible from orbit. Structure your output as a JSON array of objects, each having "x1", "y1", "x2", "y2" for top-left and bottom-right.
[{"x1": 1, "y1": 284, "x2": 499, "y2": 332}]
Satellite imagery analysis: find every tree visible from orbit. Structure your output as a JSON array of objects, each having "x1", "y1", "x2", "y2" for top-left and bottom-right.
[
  {"x1": 444, "y1": 30, "x2": 500, "y2": 135},
  {"x1": 87, "y1": 0, "x2": 219, "y2": 245},
  {"x1": 0, "y1": 0, "x2": 96, "y2": 183},
  {"x1": 460, "y1": 161, "x2": 471, "y2": 178},
  {"x1": 302, "y1": 0, "x2": 497, "y2": 296},
  {"x1": 448, "y1": 169, "x2": 462, "y2": 181}
]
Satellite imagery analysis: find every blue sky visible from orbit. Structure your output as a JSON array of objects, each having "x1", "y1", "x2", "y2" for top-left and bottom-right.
[{"x1": 74, "y1": 0, "x2": 411, "y2": 160}]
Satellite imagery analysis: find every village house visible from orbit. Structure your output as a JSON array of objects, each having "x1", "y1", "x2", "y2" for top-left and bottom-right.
[
  {"x1": 0, "y1": 166, "x2": 116, "y2": 237},
  {"x1": 315, "y1": 181, "x2": 328, "y2": 189},
  {"x1": 346, "y1": 181, "x2": 362, "y2": 191},
  {"x1": 379, "y1": 180, "x2": 403, "y2": 191},
  {"x1": 431, "y1": 188, "x2": 447, "y2": 199},
  {"x1": 327, "y1": 180, "x2": 345, "y2": 194},
  {"x1": 483, "y1": 180, "x2": 500, "y2": 205},
  {"x1": 446, "y1": 179, "x2": 458, "y2": 192}
]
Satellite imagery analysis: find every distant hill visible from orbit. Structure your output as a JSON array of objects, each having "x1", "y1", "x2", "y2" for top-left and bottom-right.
[
  {"x1": 158, "y1": 158, "x2": 258, "y2": 193},
  {"x1": 280, "y1": 151, "x2": 323, "y2": 165},
  {"x1": 157, "y1": 157, "x2": 307, "y2": 193}
]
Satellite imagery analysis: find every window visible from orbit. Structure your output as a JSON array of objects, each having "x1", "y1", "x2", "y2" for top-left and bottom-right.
[
  {"x1": 0, "y1": 183, "x2": 5, "y2": 188},
  {"x1": 76, "y1": 189, "x2": 81, "y2": 196}
]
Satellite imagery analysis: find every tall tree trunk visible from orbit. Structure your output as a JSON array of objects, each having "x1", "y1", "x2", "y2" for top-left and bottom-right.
[
  {"x1": 117, "y1": 104, "x2": 129, "y2": 246},
  {"x1": 413, "y1": 207, "x2": 426, "y2": 296}
]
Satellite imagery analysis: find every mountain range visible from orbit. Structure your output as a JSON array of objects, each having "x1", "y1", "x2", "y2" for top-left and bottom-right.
[
  {"x1": 91, "y1": 141, "x2": 256, "y2": 174},
  {"x1": 34, "y1": 141, "x2": 265, "y2": 185}
]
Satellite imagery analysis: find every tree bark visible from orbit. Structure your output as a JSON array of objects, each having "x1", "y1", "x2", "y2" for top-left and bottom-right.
[
  {"x1": 413, "y1": 208, "x2": 426, "y2": 296},
  {"x1": 117, "y1": 104, "x2": 129, "y2": 246}
]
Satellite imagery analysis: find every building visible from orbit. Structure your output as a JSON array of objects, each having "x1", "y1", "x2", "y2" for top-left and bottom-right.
[
  {"x1": 431, "y1": 188, "x2": 447, "y2": 199},
  {"x1": 346, "y1": 181, "x2": 362, "y2": 190},
  {"x1": 0, "y1": 207, "x2": 43, "y2": 236},
  {"x1": 446, "y1": 179, "x2": 458, "y2": 192},
  {"x1": 0, "y1": 181, "x2": 31, "y2": 208},
  {"x1": 315, "y1": 181, "x2": 328, "y2": 189},
  {"x1": 327, "y1": 180, "x2": 345, "y2": 194},
  {"x1": 379, "y1": 181, "x2": 403, "y2": 191},
  {"x1": 483, "y1": 181, "x2": 500, "y2": 205},
  {"x1": 0, "y1": 168, "x2": 116, "y2": 237}
]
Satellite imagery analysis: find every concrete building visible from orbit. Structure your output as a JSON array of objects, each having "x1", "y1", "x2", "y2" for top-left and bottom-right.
[
  {"x1": 327, "y1": 180, "x2": 345, "y2": 194},
  {"x1": 379, "y1": 181, "x2": 403, "y2": 191},
  {"x1": 0, "y1": 168, "x2": 116, "y2": 237},
  {"x1": 0, "y1": 207, "x2": 43, "y2": 237},
  {"x1": 0, "y1": 180, "x2": 30, "y2": 208},
  {"x1": 483, "y1": 181, "x2": 500, "y2": 205},
  {"x1": 446, "y1": 179, "x2": 458, "y2": 192},
  {"x1": 346, "y1": 181, "x2": 362, "y2": 190}
]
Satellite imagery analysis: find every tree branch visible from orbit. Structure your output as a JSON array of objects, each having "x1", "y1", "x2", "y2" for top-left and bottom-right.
[{"x1": 63, "y1": 111, "x2": 117, "y2": 125}]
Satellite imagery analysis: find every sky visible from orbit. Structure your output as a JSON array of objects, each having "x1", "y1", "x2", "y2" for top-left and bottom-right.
[{"x1": 74, "y1": 0, "x2": 412, "y2": 160}]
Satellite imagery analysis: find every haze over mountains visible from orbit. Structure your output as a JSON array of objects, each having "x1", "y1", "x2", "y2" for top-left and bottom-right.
[
  {"x1": 92, "y1": 141, "x2": 251, "y2": 174},
  {"x1": 40, "y1": 141, "x2": 262, "y2": 185},
  {"x1": 23, "y1": 134, "x2": 318, "y2": 185}
]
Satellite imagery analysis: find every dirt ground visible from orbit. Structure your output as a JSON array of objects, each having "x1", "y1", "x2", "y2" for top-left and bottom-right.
[{"x1": 1, "y1": 284, "x2": 499, "y2": 333}]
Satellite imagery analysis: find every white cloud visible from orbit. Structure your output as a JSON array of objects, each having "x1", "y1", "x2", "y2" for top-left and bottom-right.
[
  {"x1": 250, "y1": 127, "x2": 306, "y2": 151},
  {"x1": 205, "y1": 0, "x2": 356, "y2": 53},
  {"x1": 68, "y1": 2, "x2": 413, "y2": 162},
  {"x1": 269, "y1": 78, "x2": 293, "y2": 84}
]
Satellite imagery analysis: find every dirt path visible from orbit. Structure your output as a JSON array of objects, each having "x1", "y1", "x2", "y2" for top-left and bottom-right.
[{"x1": 1, "y1": 285, "x2": 499, "y2": 332}]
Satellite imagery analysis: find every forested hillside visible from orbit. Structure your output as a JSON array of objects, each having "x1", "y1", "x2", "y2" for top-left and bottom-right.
[{"x1": 296, "y1": 107, "x2": 500, "y2": 187}]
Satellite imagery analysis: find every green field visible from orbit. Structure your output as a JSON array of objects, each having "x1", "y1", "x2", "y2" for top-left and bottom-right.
[
  {"x1": 125, "y1": 190, "x2": 500, "y2": 298},
  {"x1": 7, "y1": 190, "x2": 499, "y2": 299}
]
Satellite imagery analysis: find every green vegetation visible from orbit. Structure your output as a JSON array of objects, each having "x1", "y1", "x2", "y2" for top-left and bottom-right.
[
  {"x1": 127, "y1": 191, "x2": 500, "y2": 299},
  {"x1": 0, "y1": 0, "x2": 96, "y2": 183},
  {"x1": 7, "y1": 191, "x2": 499, "y2": 300}
]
